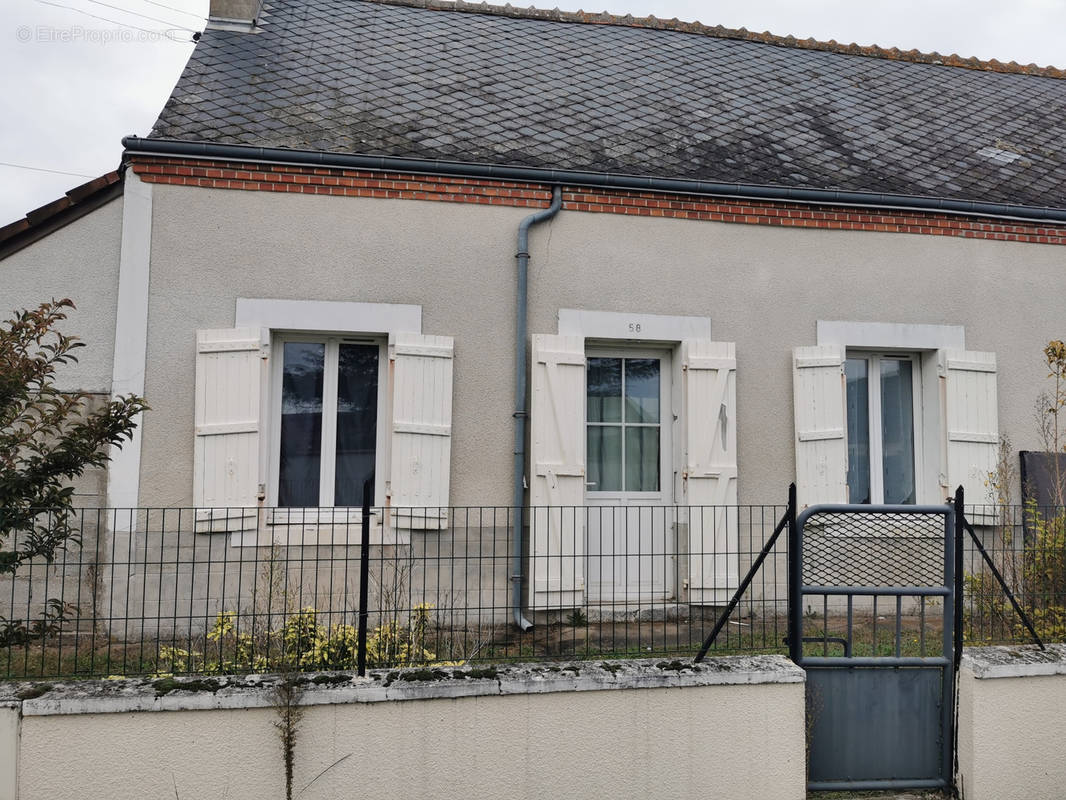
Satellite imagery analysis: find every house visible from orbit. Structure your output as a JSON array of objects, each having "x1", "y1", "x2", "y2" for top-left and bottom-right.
[{"x1": 3, "y1": 0, "x2": 1066, "y2": 628}]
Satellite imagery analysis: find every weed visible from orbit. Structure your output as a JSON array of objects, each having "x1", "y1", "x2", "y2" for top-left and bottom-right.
[{"x1": 564, "y1": 609, "x2": 588, "y2": 627}]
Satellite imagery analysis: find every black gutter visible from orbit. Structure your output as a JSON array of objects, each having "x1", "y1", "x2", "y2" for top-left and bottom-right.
[{"x1": 124, "y1": 136, "x2": 1066, "y2": 225}]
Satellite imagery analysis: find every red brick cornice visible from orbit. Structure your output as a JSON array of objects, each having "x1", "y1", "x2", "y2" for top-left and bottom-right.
[{"x1": 129, "y1": 157, "x2": 1066, "y2": 246}]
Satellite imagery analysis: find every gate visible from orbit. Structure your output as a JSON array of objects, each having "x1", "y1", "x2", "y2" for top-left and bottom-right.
[{"x1": 789, "y1": 503, "x2": 956, "y2": 792}]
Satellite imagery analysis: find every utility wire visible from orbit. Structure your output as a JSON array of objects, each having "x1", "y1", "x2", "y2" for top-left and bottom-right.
[
  {"x1": 137, "y1": 0, "x2": 206, "y2": 21},
  {"x1": 34, "y1": 0, "x2": 199, "y2": 40},
  {"x1": 0, "y1": 161, "x2": 98, "y2": 179},
  {"x1": 77, "y1": 0, "x2": 199, "y2": 32}
]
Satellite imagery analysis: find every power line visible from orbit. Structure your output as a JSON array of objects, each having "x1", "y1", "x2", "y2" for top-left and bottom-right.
[
  {"x1": 78, "y1": 0, "x2": 199, "y2": 32},
  {"x1": 34, "y1": 0, "x2": 199, "y2": 40},
  {"x1": 137, "y1": 0, "x2": 206, "y2": 21},
  {"x1": 0, "y1": 161, "x2": 98, "y2": 179}
]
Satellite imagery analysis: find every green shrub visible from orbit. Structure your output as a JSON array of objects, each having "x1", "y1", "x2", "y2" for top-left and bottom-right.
[{"x1": 153, "y1": 603, "x2": 444, "y2": 676}]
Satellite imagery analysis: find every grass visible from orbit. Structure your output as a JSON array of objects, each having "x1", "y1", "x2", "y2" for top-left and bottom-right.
[{"x1": 800, "y1": 611, "x2": 948, "y2": 659}]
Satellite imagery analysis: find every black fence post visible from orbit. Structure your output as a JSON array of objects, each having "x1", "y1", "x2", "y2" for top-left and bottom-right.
[
  {"x1": 787, "y1": 482, "x2": 801, "y2": 664},
  {"x1": 356, "y1": 478, "x2": 372, "y2": 677},
  {"x1": 953, "y1": 486, "x2": 965, "y2": 672}
]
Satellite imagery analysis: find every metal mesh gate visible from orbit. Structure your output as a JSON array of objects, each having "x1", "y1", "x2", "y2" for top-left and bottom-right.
[{"x1": 791, "y1": 504, "x2": 955, "y2": 793}]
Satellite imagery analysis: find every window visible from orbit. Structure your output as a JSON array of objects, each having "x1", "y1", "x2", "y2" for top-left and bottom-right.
[
  {"x1": 274, "y1": 336, "x2": 384, "y2": 507},
  {"x1": 794, "y1": 327, "x2": 998, "y2": 510},
  {"x1": 844, "y1": 352, "x2": 920, "y2": 504},
  {"x1": 193, "y1": 313, "x2": 454, "y2": 539},
  {"x1": 586, "y1": 355, "x2": 663, "y2": 494}
]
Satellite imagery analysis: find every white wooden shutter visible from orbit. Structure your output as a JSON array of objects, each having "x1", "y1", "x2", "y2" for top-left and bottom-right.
[
  {"x1": 193, "y1": 328, "x2": 268, "y2": 533},
  {"x1": 793, "y1": 345, "x2": 848, "y2": 506},
  {"x1": 942, "y1": 349, "x2": 998, "y2": 519},
  {"x1": 528, "y1": 334, "x2": 586, "y2": 609},
  {"x1": 683, "y1": 341, "x2": 738, "y2": 604},
  {"x1": 389, "y1": 333, "x2": 454, "y2": 530}
]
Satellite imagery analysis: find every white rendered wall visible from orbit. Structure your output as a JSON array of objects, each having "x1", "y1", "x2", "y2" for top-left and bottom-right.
[
  {"x1": 957, "y1": 645, "x2": 1066, "y2": 800},
  {"x1": 8, "y1": 658, "x2": 806, "y2": 800}
]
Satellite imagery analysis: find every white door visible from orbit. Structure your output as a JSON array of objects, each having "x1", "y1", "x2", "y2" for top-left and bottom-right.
[{"x1": 585, "y1": 348, "x2": 674, "y2": 603}]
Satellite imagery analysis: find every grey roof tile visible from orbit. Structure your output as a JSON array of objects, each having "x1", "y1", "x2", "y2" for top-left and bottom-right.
[{"x1": 150, "y1": 0, "x2": 1066, "y2": 209}]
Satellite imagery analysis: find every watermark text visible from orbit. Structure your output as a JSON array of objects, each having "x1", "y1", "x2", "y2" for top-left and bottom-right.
[{"x1": 16, "y1": 25, "x2": 194, "y2": 44}]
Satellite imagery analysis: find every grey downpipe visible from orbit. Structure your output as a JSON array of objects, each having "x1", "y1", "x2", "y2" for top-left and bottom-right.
[
  {"x1": 511, "y1": 185, "x2": 562, "y2": 631},
  {"x1": 123, "y1": 137, "x2": 1066, "y2": 225}
]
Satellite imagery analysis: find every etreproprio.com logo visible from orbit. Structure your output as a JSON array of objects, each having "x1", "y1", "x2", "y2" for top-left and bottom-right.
[{"x1": 16, "y1": 25, "x2": 196, "y2": 44}]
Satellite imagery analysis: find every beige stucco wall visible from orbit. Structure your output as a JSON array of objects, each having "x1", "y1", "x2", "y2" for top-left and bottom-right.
[
  {"x1": 0, "y1": 706, "x2": 17, "y2": 800},
  {"x1": 138, "y1": 185, "x2": 1066, "y2": 507},
  {"x1": 957, "y1": 646, "x2": 1066, "y2": 800},
  {"x1": 1, "y1": 196, "x2": 124, "y2": 506},
  {"x1": 10, "y1": 660, "x2": 805, "y2": 800},
  {"x1": 0, "y1": 197, "x2": 123, "y2": 394}
]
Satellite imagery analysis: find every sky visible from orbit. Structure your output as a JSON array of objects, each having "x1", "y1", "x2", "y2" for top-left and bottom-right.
[{"x1": 2, "y1": 0, "x2": 1065, "y2": 227}]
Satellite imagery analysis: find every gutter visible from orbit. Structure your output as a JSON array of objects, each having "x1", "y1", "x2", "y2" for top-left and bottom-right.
[
  {"x1": 511, "y1": 186, "x2": 562, "y2": 631},
  {"x1": 123, "y1": 136, "x2": 1066, "y2": 225}
]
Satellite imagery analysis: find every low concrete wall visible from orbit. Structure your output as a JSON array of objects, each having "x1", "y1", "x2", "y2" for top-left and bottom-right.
[
  {"x1": 958, "y1": 644, "x2": 1066, "y2": 800},
  {"x1": 0, "y1": 656, "x2": 805, "y2": 800}
]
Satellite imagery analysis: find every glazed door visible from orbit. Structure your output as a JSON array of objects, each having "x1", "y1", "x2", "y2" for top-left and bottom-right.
[{"x1": 585, "y1": 350, "x2": 674, "y2": 603}]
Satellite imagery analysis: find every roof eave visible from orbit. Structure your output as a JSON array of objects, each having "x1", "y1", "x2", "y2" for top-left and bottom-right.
[
  {"x1": 124, "y1": 137, "x2": 1066, "y2": 226},
  {"x1": 0, "y1": 172, "x2": 124, "y2": 261}
]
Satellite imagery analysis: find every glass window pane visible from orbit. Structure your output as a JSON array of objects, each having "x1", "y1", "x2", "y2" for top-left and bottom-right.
[
  {"x1": 587, "y1": 425, "x2": 622, "y2": 492},
  {"x1": 845, "y1": 357, "x2": 871, "y2": 504},
  {"x1": 625, "y1": 426, "x2": 660, "y2": 492},
  {"x1": 624, "y1": 359, "x2": 660, "y2": 423},
  {"x1": 881, "y1": 358, "x2": 916, "y2": 504},
  {"x1": 279, "y1": 342, "x2": 324, "y2": 507},
  {"x1": 587, "y1": 358, "x2": 622, "y2": 423},
  {"x1": 334, "y1": 343, "x2": 379, "y2": 506}
]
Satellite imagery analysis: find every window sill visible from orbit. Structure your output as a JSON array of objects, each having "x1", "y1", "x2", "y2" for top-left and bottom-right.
[
  {"x1": 192, "y1": 506, "x2": 446, "y2": 545},
  {"x1": 229, "y1": 518, "x2": 410, "y2": 548},
  {"x1": 267, "y1": 507, "x2": 377, "y2": 526}
]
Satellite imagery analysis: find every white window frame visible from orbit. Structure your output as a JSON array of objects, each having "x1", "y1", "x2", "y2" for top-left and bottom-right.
[
  {"x1": 557, "y1": 309, "x2": 713, "y2": 504},
  {"x1": 846, "y1": 350, "x2": 924, "y2": 504},
  {"x1": 817, "y1": 320, "x2": 965, "y2": 505},
  {"x1": 268, "y1": 333, "x2": 389, "y2": 518},
  {"x1": 584, "y1": 345, "x2": 673, "y2": 502},
  {"x1": 234, "y1": 298, "x2": 422, "y2": 528}
]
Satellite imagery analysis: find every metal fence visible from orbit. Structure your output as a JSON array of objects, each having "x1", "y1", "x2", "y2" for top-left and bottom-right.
[
  {"x1": 0, "y1": 502, "x2": 1060, "y2": 679},
  {"x1": 960, "y1": 503, "x2": 1066, "y2": 647}
]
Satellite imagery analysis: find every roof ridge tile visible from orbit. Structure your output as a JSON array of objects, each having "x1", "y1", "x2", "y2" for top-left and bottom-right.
[{"x1": 361, "y1": 0, "x2": 1066, "y2": 78}]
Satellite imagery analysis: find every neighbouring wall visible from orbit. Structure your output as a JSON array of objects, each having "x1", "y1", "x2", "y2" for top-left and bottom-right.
[
  {"x1": 139, "y1": 184, "x2": 1066, "y2": 507},
  {"x1": 0, "y1": 196, "x2": 124, "y2": 507},
  {"x1": 2, "y1": 657, "x2": 806, "y2": 800},
  {"x1": 957, "y1": 644, "x2": 1066, "y2": 800},
  {"x1": 0, "y1": 197, "x2": 123, "y2": 394}
]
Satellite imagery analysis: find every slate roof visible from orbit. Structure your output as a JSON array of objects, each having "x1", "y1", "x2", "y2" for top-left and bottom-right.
[{"x1": 151, "y1": 0, "x2": 1066, "y2": 210}]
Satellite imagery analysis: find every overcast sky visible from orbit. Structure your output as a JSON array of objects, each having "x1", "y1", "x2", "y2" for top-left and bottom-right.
[{"x1": 3, "y1": 0, "x2": 1065, "y2": 227}]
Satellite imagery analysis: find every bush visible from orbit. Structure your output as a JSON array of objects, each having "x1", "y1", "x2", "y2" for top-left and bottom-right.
[
  {"x1": 153, "y1": 603, "x2": 442, "y2": 676},
  {"x1": 0, "y1": 299, "x2": 146, "y2": 647}
]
